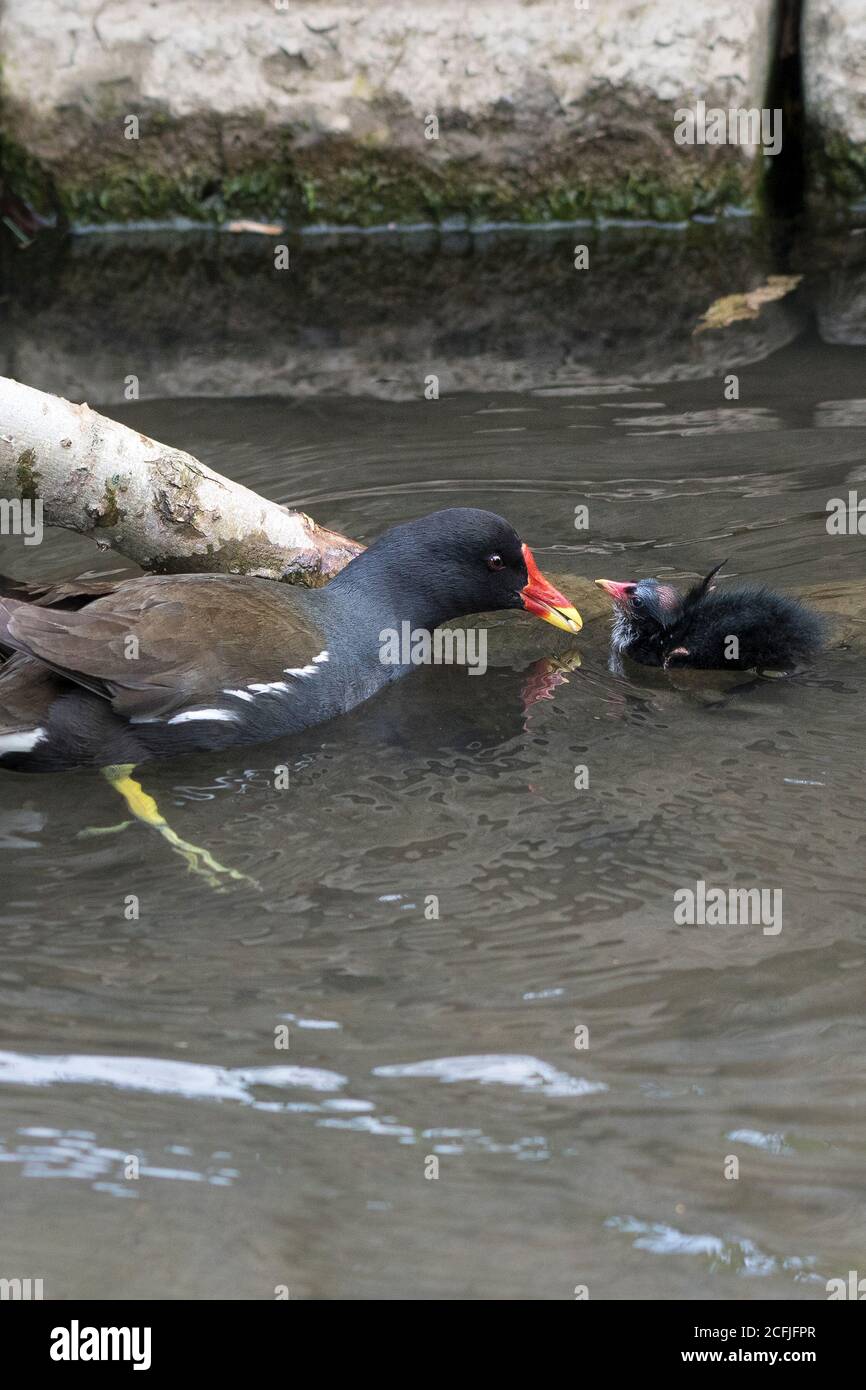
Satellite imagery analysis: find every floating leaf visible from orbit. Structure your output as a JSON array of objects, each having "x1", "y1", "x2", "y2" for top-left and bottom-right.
[
  {"x1": 224, "y1": 219, "x2": 284, "y2": 235},
  {"x1": 693, "y1": 275, "x2": 803, "y2": 334}
]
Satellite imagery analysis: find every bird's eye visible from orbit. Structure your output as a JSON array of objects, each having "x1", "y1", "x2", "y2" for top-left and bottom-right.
[
  {"x1": 486, "y1": 554, "x2": 505, "y2": 572},
  {"x1": 631, "y1": 594, "x2": 644, "y2": 610}
]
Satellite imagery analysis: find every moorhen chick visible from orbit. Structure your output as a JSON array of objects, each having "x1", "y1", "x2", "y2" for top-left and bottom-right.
[
  {"x1": 595, "y1": 563, "x2": 825, "y2": 672},
  {"x1": 0, "y1": 508, "x2": 581, "y2": 884}
]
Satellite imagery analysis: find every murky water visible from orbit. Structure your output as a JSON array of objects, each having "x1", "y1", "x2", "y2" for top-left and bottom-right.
[{"x1": 2, "y1": 233, "x2": 866, "y2": 1299}]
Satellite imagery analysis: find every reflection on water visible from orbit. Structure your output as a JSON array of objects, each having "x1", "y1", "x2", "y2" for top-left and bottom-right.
[
  {"x1": 616, "y1": 407, "x2": 780, "y2": 435},
  {"x1": 1, "y1": 300, "x2": 866, "y2": 1299}
]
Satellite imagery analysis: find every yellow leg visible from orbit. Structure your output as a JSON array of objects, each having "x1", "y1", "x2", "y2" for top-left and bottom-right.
[
  {"x1": 78, "y1": 820, "x2": 134, "y2": 837},
  {"x1": 100, "y1": 764, "x2": 258, "y2": 891}
]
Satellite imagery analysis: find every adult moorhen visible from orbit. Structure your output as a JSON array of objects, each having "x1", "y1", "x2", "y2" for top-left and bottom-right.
[
  {"x1": 595, "y1": 563, "x2": 825, "y2": 672},
  {"x1": 0, "y1": 508, "x2": 581, "y2": 884}
]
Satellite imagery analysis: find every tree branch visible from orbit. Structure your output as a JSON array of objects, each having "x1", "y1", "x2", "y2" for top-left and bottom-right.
[{"x1": 0, "y1": 376, "x2": 362, "y2": 583}]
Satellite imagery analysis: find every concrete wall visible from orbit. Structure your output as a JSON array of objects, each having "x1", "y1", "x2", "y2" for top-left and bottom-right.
[
  {"x1": 1, "y1": 1, "x2": 864, "y2": 228},
  {"x1": 803, "y1": 0, "x2": 866, "y2": 210},
  {"x1": 0, "y1": 0, "x2": 778, "y2": 226}
]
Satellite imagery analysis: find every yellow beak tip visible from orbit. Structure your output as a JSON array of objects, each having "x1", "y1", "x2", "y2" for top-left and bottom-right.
[{"x1": 545, "y1": 606, "x2": 582, "y2": 635}]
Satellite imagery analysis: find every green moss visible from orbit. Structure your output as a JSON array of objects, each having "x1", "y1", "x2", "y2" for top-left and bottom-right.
[
  {"x1": 16, "y1": 449, "x2": 40, "y2": 501},
  {"x1": 285, "y1": 148, "x2": 755, "y2": 228},
  {"x1": 1, "y1": 98, "x2": 760, "y2": 230},
  {"x1": 95, "y1": 479, "x2": 122, "y2": 528},
  {"x1": 60, "y1": 161, "x2": 304, "y2": 225},
  {"x1": 526, "y1": 167, "x2": 749, "y2": 225},
  {"x1": 58, "y1": 158, "x2": 752, "y2": 227},
  {"x1": 65, "y1": 169, "x2": 217, "y2": 224},
  {"x1": 808, "y1": 130, "x2": 866, "y2": 210},
  {"x1": 0, "y1": 132, "x2": 56, "y2": 217}
]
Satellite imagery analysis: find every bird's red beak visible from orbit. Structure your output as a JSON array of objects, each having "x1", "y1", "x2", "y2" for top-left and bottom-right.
[
  {"x1": 520, "y1": 543, "x2": 582, "y2": 634},
  {"x1": 594, "y1": 579, "x2": 637, "y2": 604}
]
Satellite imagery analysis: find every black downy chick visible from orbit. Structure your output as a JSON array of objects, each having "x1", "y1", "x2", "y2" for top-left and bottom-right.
[{"x1": 595, "y1": 563, "x2": 826, "y2": 672}]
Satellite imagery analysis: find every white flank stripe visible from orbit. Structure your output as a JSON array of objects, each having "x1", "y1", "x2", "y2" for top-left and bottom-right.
[
  {"x1": 0, "y1": 728, "x2": 46, "y2": 755},
  {"x1": 248, "y1": 681, "x2": 289, "y2": 694},
  {"x1": 168, "y1": 709, "x2": 239, "y2": 725},
  {"x1": 218, "y1": 651, "x2": 329, "y2": 705}
]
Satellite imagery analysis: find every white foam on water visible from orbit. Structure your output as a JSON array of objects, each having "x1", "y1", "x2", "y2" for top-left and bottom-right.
[
  {"x1": 0, "y1": 1050, "x2": 346, "y2": 1102},
  {"x1": 373, "y1": 1054, "x2": 607, "y2": 1098}
]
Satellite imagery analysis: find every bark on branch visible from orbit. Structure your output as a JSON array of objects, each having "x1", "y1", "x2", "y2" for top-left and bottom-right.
[{"x1": 0, "y1": 376, "x2": 362, "y2": 583}]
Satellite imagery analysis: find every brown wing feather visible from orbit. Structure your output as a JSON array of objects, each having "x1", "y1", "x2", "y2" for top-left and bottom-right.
[
  {"x1": 0, "y1": 569, "x2": 133, "y2": 608},
  {"x1": 0, "y1": 654, "x2": 67, "y2": 735},
  {"x1": 4, "y1": 573, "x2": 325, "y2": 720}
]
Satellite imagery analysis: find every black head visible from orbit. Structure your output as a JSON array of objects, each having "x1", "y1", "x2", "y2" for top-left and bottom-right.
[
  {"x1": 336, "y1": 508, "x2": 582, "y2": 634},
  {"x1": 594, "y1": 576, "x2": 684, "y2": 664}
]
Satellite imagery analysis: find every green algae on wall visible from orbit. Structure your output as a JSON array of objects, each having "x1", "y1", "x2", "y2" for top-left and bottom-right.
[
  {"x1": 0, "y1": 130, "x2": 56, "y2": 216},
  {"x1": 807, "y1": 130, "x2": 866, "y2": 211},
  {"x1": 1, "y1": 130, "x2": 759, "y2": 229}
]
